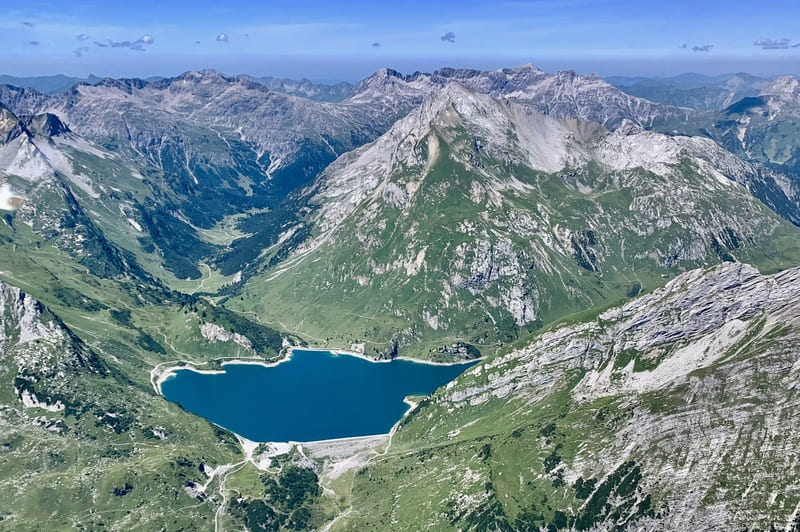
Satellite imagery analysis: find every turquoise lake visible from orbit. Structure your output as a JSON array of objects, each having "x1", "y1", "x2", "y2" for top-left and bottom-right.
[{"x1": 161, "y1": 350, "x2": 477, "y2": 442}]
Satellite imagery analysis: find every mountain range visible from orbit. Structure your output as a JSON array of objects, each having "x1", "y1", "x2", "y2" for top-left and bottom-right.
[
  {"x1": 2, "y1": 64, "x2": 800, "y2": 530},
  {"x1": 609, "y1": 72, "x2": 772, "y2": 111},
  {"x1": 682, "y1": 77, "x2": 800, "y2": 176},
  {"x1": 0, "y1": 74, "x2": 105, "y2": 94}
]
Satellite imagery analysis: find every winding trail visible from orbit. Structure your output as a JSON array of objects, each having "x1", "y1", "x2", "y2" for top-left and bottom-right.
[
  {"x1": 213, "y1": 459, "x2": 247, "y2": 532},
  {"x1": 212, "y1": 437, "x2": 260, "y2": 532},
  {"x1": 188, "y1": 264, "x2": 212, "y2": 295}
]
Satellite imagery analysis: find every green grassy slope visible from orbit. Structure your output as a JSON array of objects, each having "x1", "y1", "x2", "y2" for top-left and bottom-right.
[{"x1": 231, "y1": 127, "x2": 800, "y2": 361}]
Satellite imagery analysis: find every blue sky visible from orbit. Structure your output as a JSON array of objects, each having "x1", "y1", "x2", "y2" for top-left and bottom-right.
[{"x1": 2, "y1": 0, "x2": 800, "y2": 80}]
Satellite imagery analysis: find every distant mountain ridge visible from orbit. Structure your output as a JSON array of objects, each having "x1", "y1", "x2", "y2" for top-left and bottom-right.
[
  {"x1": 351, "y1": 64, "x2": 693, "y2": 128},
  {"x1": 0, "y1": 65, "x2": 697, "y2": 175},
  {"x1": 2, "y1": 64, "x2": 795, "y2": 292},
  {"x1": 252, "y1": 75, "x2": 355, "y2": 102},
  {"x1": 0, "y1": 74, "x2": 104, "y2": 94},
  {"x1": 611, "y1": 72, "x2": 771, "y2": 111},
  {"x1": 653, "y1": 74, "x2": 800, "y2": 216}
]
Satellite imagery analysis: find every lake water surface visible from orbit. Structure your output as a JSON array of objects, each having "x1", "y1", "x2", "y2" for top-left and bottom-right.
[{"x1": 161, "y1": 349, "x2": 477, "y2": 442}]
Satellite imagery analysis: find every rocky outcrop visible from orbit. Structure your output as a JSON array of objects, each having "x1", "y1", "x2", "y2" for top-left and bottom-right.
[
  {"x1": 0, "y1": 279, "x2": 105, "y2": 412},
  {"x1": 759, "y1": 75, "x2": 800, "y2": 101},
  {"x1": 446, "y1": 263, "x2": 796, "y2": 404},
  {"x1": 199, "y1": 322, "x2": 253, "y2": 351}
]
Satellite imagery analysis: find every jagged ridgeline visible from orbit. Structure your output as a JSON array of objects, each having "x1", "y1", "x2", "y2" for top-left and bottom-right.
[
  {"x1": 0, "y1": 64, "x2": 705, "y2": 286},
  {"x1": 609, "y1": 72, "x2": 770, "y2": 111},
  {"x1": 0, "y1": 70, "x2": 427, "y2": 281},
  {"x1": 231, "y1": 83, "x2": 800, "y2": 359},
  {"x1": 4, "y1": 65, "x2": 797, "y2": 361}
]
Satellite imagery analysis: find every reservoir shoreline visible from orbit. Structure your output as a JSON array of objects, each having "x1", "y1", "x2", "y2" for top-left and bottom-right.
[
  {"x1": 152, "y1": 347, "x2": 479, "y2": 444},
  {"x1": 151, "y1": 345, "x2": 482, "y2": 396}
]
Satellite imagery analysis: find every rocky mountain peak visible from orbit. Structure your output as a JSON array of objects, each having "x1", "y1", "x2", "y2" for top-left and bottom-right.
[
  {"x1": 350, "y1": 67, "x2": 418, "y2": 96},
  {"x1": 759, "y1": 75, "x2": 800, "y2": 100},
  {"x1": 0, "y1": 103, "x2": 21, "y2": 143},
  {"x1": 174, "y1": 69, "x2": 228, "y2": 82},
  {"x1": 417, "y1": 82, "x2": 494, "y2": 121},
  {"x1": 147, "y1": 69, "x2": 240, "y2": 94},
  {"x1": 385, "y1": 64, "x2": 691, "y2": 128},
  {"x1": 433, "y1": 63, "x2": 545, "y2": 83},
  {"x1": 504, "y1": 62, "x2": 545, "y2": 74},
  {"x1": 95, "y1": 77, "x2": 149, "y2": 94},
  {"x1": 346, "y1": 68, "x2": 430, "y2": 107},
  {"x1": 431, "y1": 67, "x2": 483, "y2": 80},
  {"x1": 616, "y1": 118, "x2": 643, "y2": 136},
  {"x1": 22, "y1": 113, "x2": 70, "y2": 138}
]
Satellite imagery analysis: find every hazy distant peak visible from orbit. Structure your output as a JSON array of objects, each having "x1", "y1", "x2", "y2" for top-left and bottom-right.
[
  {"x1": 374, "y1": 67, "x2": 405, "y2": 78},
  {"x1": 354, "y1": 67, "x2": 413, "y2": 89},
  {"x1": 504, "y1": 62, "x2": 544, "y2": 74},
  {"x1": 347, "y1": 68, "x2": 431, "y2": 105},
  {"x1": 95, "y1": 77, "x2": 149, "y2": 93},
  {"x1": 760, "y1": 75, "x2": 800, "y2": 100},
  {"x1": 432, "y1": 67, "x2": 483, "y2": 79},
  {"x1": 169, "y1": 69, "x2": 233, "y2": 84}
]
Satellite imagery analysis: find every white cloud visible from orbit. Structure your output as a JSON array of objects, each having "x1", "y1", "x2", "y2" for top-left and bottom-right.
[{"x1": 753, "y1": 38, "x2": 800, "y2": 50}]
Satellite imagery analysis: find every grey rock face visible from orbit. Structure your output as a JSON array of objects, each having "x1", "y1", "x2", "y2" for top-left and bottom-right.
[
  {"x1": 439, "y1": 263, "x2": 800, "y2": 529},
  {"x1": 0, "y1": 279, "x2": 104, "y2": 413},
  {"x1": 351, "y1": 64, "x2": 693, "y2": 128}
]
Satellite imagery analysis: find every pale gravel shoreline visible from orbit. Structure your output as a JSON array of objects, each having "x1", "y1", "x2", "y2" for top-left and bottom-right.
[
  {"x1": 296, "y1": 345, "x2": 485, "y2": 367},
  {"x1": 151, "y1": 345, "x2": 482, "y2": 395},
  {"x1": 150, "y1": 346, "x2": 474, "y2": 446}
]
